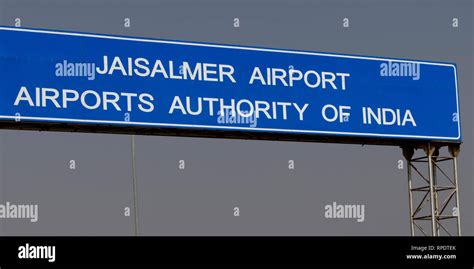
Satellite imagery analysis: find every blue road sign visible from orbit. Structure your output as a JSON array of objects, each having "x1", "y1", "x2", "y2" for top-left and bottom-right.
[{"x1": 0, "y1": 27, "x2": 461, "y2": 142}]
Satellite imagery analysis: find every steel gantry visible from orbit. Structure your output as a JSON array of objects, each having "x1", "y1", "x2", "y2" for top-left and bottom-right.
[{"x1": 402, "y1": 143, "x2": 461, "y2": 236}]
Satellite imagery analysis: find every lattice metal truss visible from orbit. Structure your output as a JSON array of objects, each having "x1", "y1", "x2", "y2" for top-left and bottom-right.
[{"x1": 402, "y1": 144, "x2": 461, "y2": 236}]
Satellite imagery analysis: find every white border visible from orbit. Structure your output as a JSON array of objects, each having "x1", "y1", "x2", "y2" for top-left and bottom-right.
[{"x1": 0, "y1": 27, "x2": 462, "y2": 141}]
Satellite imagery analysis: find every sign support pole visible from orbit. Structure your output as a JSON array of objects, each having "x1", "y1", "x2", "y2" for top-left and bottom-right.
[
  {"x1": 403, "y1": 147, "x2": 415, "y2": 236},
  {"x1": 131, "y1": 135, "x2": 140, "y2": 236},
  {"x1": 402, "y1": 144, "x2": 461, "y2": 236},
  {"x1": 426, "y1": 144, "x2": 438, "y2": 236},
  {"x1": 450, "y1": 144, "x2": 462, "y2": 236}
]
